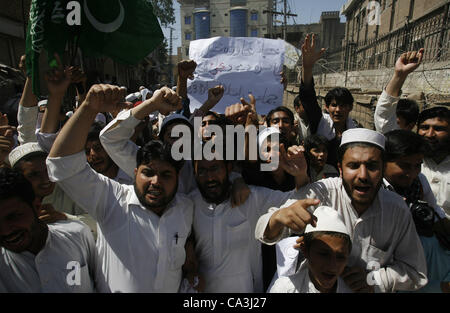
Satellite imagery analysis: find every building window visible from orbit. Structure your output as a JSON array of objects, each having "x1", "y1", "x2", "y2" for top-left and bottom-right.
[
  {"x1": 185, "y1": 33, "x2": 192, "y2": 40},
  {"x1": 231, "y1": 0, "x2": 246, "y2": 6},
  {"x1": 225, "y1": 29, "x2": 228, "y2": 32},
  {"x1": 251, "y1": 12, "x2": 258, "y2": 21},
  {"x1": 251, "y1": 29, "x2": 258, "y2": 37},
  {"x1": 185, "y1": 48, "x2": 189, "y2": 56},
  {"x1": 185, "y1": 16, "x2": 191, "y2": 24}
]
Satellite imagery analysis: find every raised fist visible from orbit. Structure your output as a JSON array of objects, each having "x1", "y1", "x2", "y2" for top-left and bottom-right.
[{"x1": 84, "y1": 84, "x2": 127, "y2": 114}]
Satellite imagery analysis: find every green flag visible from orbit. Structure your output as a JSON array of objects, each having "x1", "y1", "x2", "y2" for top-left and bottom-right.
[
  {"x1": 25, "y1": 0, "x2": 164, "y2": 96},
  {"x1": 26, "y1": 0, "x2": 69, "y2": 96},
  {"x1": 79, "y1": 0, "x2": 164, "y2": 64}
]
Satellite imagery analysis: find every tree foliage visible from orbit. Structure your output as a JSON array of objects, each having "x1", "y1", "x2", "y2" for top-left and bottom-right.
[{"x1": 149, "y1": 0, "x2": 175, "y2": 27}]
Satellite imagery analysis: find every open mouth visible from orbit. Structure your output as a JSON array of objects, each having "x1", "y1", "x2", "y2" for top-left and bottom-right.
[
  {"x1": 321, "y1": 272, "x2": 337, "y2": 282},
  {"x1": 206, "y1": 182, "x2": 219, "y2": 189},
  {"x1": 354, "y1": 186, "x2": 371, "y2": 194},
  {"x1": 204, "y1": 182, "x2": 222, "y2": 193},
  {"x1": 146, "y1": 189, "x2": 163, "y2": 200},
  {"x1": 2, "y1": 230, "x2": 25, "y2": 246}
]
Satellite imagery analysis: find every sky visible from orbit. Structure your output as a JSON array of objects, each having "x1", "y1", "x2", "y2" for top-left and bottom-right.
[{"x1": 161, "y1": 0, "x2": 349, "y2": 55}]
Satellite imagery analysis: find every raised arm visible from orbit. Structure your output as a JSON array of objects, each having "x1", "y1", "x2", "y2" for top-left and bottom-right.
[
  {"x1": 49, "y1": 85, "x2": 127, "y2": 158},
  {"x1": 0, "y1": 125, "x2": 15, "y2": 167},
  {"x1": 41, "y1": 54, "x2": 73, "y2": 134},
  {"x1": 279, "y1": 144, "x2": 310, "y2": 189},
  {"x1": 374, "y1": 49, "x2": 424, "y2": 133},
  {"x1": 99, "y1": 87, "x2": 182, "y2": 177},
  {"x1": 386, "y1": 49, "x2": 424, "y2": 97},
  {"x1": 299, "y1": 34, "x2": 326, "y2": 134},
  {"x1": 17, "y1": 54, "x2": 39, "y2": 144},
  {"x1": 177, "y1": 60, "x2": 197, "y2": 100}
]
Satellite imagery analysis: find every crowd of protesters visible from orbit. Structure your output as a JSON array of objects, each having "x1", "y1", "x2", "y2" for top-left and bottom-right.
[{"x1": 0, "y1": 34, "x2": 448, "y2": 293}]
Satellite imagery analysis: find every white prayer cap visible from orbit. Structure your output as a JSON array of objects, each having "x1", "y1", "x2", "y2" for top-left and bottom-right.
[
  {"x1": 340, "y1": 128, "x2": 385, "y2": 151},
  {"x1": 38, "y1": 99, "x2": 47, "y2": 107},
  {"x1": 125, "y1": 92, "x2": 141, "y2": 102},
  {"x1": 305, "y1": 206, "x2": 350, "y2": 237},
  {"x1": 9, "y1": 142, "x2": 46, "y2": 168},
  {"x1": 140, "y1": 88, "x2": 153, "y2": 100},
  {"x1": 159, "y1": 113, "x2": 190, "y2": 134},
  {"x1": 66, "y1": 111, "x2": 74, "y2": 118},
  {"x1": 258, "y1": 127, "x2": 281, "y2": 149}
]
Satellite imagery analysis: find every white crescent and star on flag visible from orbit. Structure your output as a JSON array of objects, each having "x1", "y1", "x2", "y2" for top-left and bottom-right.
[{"x1": 83, "y1": 0, "x2": 125, "y2": 33}]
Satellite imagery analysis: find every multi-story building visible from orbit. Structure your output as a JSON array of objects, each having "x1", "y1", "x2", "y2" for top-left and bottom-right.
[
  {"x1": 178, "y1": 0, "x2": 346, "y2": 76},
  {"x1": 340, "y1": 0, "x2": 449, "y2": 71},
  {"x1": 178, "y1": 0, "x2": 273, "y2": 59}
]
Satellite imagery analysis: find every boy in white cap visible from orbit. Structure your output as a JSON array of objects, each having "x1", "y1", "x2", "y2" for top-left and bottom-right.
[
  {"x1": 256, "y1": 128, "x2": 428, "y2": 292},
  {"x1": 269, "y1": 206, "x2": 352, "y2": 293}
]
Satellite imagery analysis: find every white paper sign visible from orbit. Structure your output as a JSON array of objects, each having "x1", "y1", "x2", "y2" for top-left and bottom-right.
[{"x1": 187, "y1": 37, "x2": 285, "y2": 115}]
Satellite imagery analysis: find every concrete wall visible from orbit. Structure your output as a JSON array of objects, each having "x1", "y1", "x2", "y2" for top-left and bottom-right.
[{"x1": 313, "y1": 61, "x2": 450, "y2": 95}]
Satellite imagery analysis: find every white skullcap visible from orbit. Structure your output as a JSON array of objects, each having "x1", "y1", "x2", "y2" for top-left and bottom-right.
[
  {"x1": 9, "y1": 142, "x2": 46, "y2": 168},
  {"x1": 159, "y1": 113, "x2": 190, "y2": 134},
  {"x1": 305, "y1": 206, "x2": 350, "y2": 237},
  {"x1": 140, "y1": 88, "x2": 153, "y2": 101},
  {"x1": 38, "y1": 99, "x2": 47, "y2": 107},
  {"x1": 258, "y1": 127, "x2": 280, "y2": 149},
  {"x1": 125, "y1": 92, "x2": 141, "y2": 102},
  {"x1": 340, "y1": 128, "x2": 385, "y2": 150}
]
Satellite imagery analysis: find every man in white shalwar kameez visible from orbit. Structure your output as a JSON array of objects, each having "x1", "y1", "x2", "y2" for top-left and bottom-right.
[
  {"x1": 190, "y1": 136, "x2": 309, "y2": 292},
  {"x1": 256, "y1": 128, "x2": 428, "y2": 293},
  {"x1": 46, "y1": 84, "x2": 195, "y2": 292}
]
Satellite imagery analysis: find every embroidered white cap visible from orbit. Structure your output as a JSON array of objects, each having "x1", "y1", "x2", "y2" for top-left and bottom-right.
[
  {"x1": 258, "y1": 126, "x2": 281, "y2": 149},
  {"x1": 9, "y1": 142, "x2": 46, "y2": 168},
  {"x1": 38, "y1": 99, "x2": 47, "y2": 107},
  {"x1": 159, "y1": 113, "x2": 190, "y2": 134},
  {"x1": 340, "y1": 128, "x2": 385, "y2": 150},
  {"x1": 305, "y1": 206, "x2": 350, "y2": 237}
]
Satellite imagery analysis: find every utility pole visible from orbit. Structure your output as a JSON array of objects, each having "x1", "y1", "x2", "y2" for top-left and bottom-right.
[
  {"x1": 263, "y1": 0, "x2": 297, "y2": 40},
  {"x1": 283, "y1": 0, "x2": 287, "y2": 40},
  {"x1": 168, "y1": 27, "x2": 178, "y2": 86}
]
